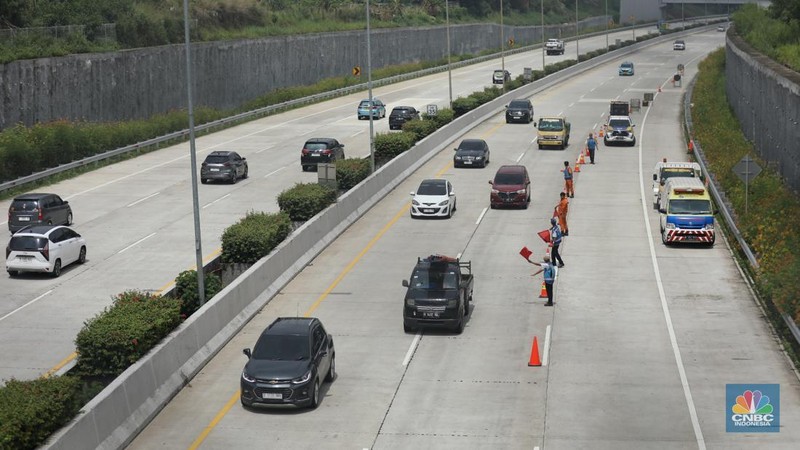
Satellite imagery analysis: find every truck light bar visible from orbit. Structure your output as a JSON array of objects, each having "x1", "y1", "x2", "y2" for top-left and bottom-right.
[{"x1": 673, "y1": 187, "x2": 704, "y2": 194}]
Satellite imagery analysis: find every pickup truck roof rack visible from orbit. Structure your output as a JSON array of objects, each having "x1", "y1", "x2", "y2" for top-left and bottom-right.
[{"x1": 418, "y1": 255, "x2": 472, "y2": 273}]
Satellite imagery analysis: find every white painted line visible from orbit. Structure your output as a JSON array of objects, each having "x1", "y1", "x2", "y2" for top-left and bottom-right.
[
  {"x1": 599, "y1": 112, "x2": 605, "y2": 117},
  {"x1": 66, "y1": 154, "x2": 189, "y2": 199},
  {"x1": 0, "y1": 290, "x2": 53, "y2": 323},
  {"x1": 126, "y1": 192, "x2": 160, "y2": 208},
  {"x1": 118, "y1": 233, "x2": 156, "y2": 254},
  {"x1": 0, "y1": 221, "x2": 7, "y2": 226},
  {"x1": 593, "y1": 122, "x2": 598, "y2": 130},
  {"x1": 535, "y1": 447, "x2": 540, "y2": 450},
  {"x1": 542, "y1": 325, "x2": 552, "y2": 366},
  {"x1": 255, "y1": 145, "x2": 274, "y2": 154},
  {"x1": 516, "y1": 152, "x2": 525, "y2": 163},
  {"x1": 264, "y1": 166, "x2": 287, "y2": 178},
  {"x1": 568, "y1": 102, "x2": 575, "y2": 108},
  {"x1": 557, "y1": 111, "x2": 563, "y2": 116},
  {"x1": 402, "y1": 332, "x2": 422, "y2": 366},
  {"x1": 475, "y1": 207, "x2": 488, "y2": 225},
  {"x1": 637, "y1": 93, "x2": 706, "y2": 450},
  {"x1": 361, "y1": 154, "x2": 371, "y2": 159},
  {"x1": 351, "y1": 130, "x2": 365, "y2": 138},
  {"x1": 530, "y1": 138, "x2": 538, "y2": 145},
  {"x1": 456, "y1": 252, "x2": 462, "y2": 259},
  {"x1": 202, "y1": 193, "x2": 231, "y2": 209}
]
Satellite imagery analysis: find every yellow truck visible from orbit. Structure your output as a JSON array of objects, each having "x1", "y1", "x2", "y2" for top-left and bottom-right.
[{"x1": 537, "y1": 116, "x2": 571, "y2": 150}]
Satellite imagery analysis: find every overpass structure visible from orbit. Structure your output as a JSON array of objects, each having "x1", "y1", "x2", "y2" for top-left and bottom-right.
[{"x1": 621, "y1": 0, "x2": 767, "y2": 23}]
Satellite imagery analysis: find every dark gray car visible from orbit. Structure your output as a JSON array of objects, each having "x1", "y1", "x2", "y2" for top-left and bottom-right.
[
  {"x1": 8, "y1": 193, "x2": 72, "y2": 233},
  {"x1": 200, "y1": 151, "x2": 248, "y2": 184}
]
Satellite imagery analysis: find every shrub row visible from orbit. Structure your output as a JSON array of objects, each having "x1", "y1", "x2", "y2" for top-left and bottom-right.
[
  {"x1": 74, "y1": 291, "x2": 182, "y2": 378},
  {"x1": 221, "y1": 211, "x2": 292, "y2": 264},
  {"x1": 174, "y1": 270, "x2": 223, "y2": 317},
  {"x1": 0, "y1": 376, "x2": 81, "y2": 450},
  {"x1": 336, "y1": 158, "x2": 371, "y2": 191},
  {"x1": 277, "y1": 183, "x2": 337, "y2": 222}
]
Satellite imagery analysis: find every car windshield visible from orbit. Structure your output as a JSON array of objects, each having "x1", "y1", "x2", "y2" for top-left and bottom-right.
[
  {"x1": 509, "y1": 101, "x2": 528, "y2": 109},
  {"x1": 204, "y1": 155, "x2": 229, "y2": 164},
  {"x1": 609, "y1": 119, "x2": 631, "y2": 128},
  {"x1": 359, "y1": 101, "x2": 375, "y2": 108},
  {"x1": 411, "y1": 267, "x2": 458, "y2": 290},
  {"x1": 669, "y1": 199, "x2": 712, "y2": 215},
  {"x1": 494, "y1": 71, "x2": 505, "y2": 77},
  {"x1": 538, "y1": 120, "x2": 563, "y2": 131},
  {"x1": 11, "y1": 200, "x2": 39, "y2": 211},
  {"x1": 391, "y1": 108, "x2": 411, "y2": 116},
  {"x1": 458, "y1": 140, "x2": 485, "y2": 151},
  {"x1": 417, "y1": 182, "x2": 446, "y2": 196},
  {"x1": 305, "y1": 142, "x2": 329, "y2": 150},
  {"x1": 661, "y1": 169, "x2": 695, "y2": 180},
  {"x1": 621, "y1": 63, "x2": 632, "y2": 69},
  {"x1": 252, "y1": 334, "x2": 310, "y2": 361},
  {"x1": 494, "y1": 173, "x2": 524, "y2": 185},
  {"x1": 9, "y1": 236, "x2": 47, "y2": 251}
]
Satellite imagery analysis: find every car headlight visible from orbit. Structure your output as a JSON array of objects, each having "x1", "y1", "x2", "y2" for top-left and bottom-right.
[
  {"x1": 491, "y1": 189, "x2": 499, "y2": 194},
  {"x1": 475, "y1": 156, "x2": 483, "y2": 160},
  {"x1": 704, "y1": 223, "x2": 715, "y2": 230},
  {"x1": 666, "y1": 223, "x2": 676, "y2": 229},
  {"x1": 406, "y1": 298, "x2": 415, "y2": 306},
  {"x1": 242, "y1": 370, "x2": 255, "y2": 383},
  {"x1": 438, "y1": 200, "x2": 450, "y2": 206},
  {"x1": 412, "y1": 199, "x2": 419, "y2": 206},
  {"x1": 516, "y1": 189, "x2": 527, "y2": 194},
  {"x1": 627, "y1": 127, "x2": 633, "y2": 132},
  {"x1": 292, "y1": 370, "x2": 312, "y2": 385},
  {"x1": 447, "y1": 299, "x2": 457, "y2": 308},
  {"x1": 454, "y1": 156, "x2": 462, "y2": 160}
]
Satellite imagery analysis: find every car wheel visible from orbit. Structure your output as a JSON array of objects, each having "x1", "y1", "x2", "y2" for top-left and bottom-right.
[
  {"x1": 447, "y1": 205, "x2": 453, "y2": 218},
  {"x1": 66, "y1": 212, "x2": 73, "y2": 226},
  {"x1": 309, "y1": 379, "x2": 320, "y2": 409},
  {"x1": 538, "y1": 144, "x2": 543, "y2": 150},
  {"x1": 52, "y1": 259, "x2": 62, "y2": 278},
  {"x1": 661, "y1": 231, "x2": 669, "y2": 245},
  {"x1": 243, "y1": 167, "x2": 249, "y2": 179},
  {"x1": 490, "y1": 203, "x2": 497, "y2": 209},
  {"x1": 230, "y1": 172, "x2": 237, "y2": 184},
  {"x1": 201, "y1": 178, "x2": 208, "y2": 184},
  {"x1": 404, "y1": 322, "x2": 414, "y2": 333},
  {"x1": 454, "y1": 312, "x2": 465, "y2": 334},
  {"x1": 7, "y1": 270, "x2": 18, "y2": 277},
  {"x1": 78, "y1": 246, "x2": 86, "y2": 264},
  {"x1": 506, "y1": 118, "x2": 511, "y2": 124},
  {"x1": 326, "y1": 354, "x2": 336, "y2": 382},
  {"x1": 240, "y1": 398, "x2": 252, "y2": 410}
]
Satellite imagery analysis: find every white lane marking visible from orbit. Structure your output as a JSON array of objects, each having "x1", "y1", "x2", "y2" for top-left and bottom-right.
[
  {"x1": 530, "y1": 138, "x2": 538, "y2": 144},
  {"x1": 66, "y1": 154, "x2": 188, "y2": 199},
  {"x1": 351, "y1": 131, "x2": 365, "y2": 138},
  {"x1": 117, "y1": 232, "x2": 156, "y2": 254},
  {"x1": 402, "y1": 332, "x2": 422, "y2": 366},
  {"x1": 264, "y1": 166, "x2": 287, "y2": 178},
  {"x1": 568, "y1": 102, "x2": 575, "y2": 108},
  {"x1": 542, "y1": 325, "x2": 552, "y2": 366},
  {"x1": 202, "y1": 193, "x2": 231, "y2": 209},
  {"x1": 0, "y1": 221, "x2": 6, "y2": 226},
  {"x1": 637, "y1": 91, "x2": 706, "y2": 450},
  {"x1": 361, "y1": 153, "x2": 371, "y2": 159},
  {"x1": 589, "y1": 87, "x2": 596, "y2": 92},
  {"x1": 255, "y1": 145, "x2": 274, "y2": 154},
  {"x1": 126, "y1": 192, "x2": 160, "y2": 208},
  {"x1": 557, "y1": 111, "x2": 563, "y2": 116},
  {"x1": 475, "y1": 207, "x2": 488, "y2": 225},
  {"x1": 593, "y1": 122, "x2": 598, "y2": 130},
  {"x1": 516, "y1": 152, "x2": 525, "y2": 163},
  {"x1": 456, "y1": 252, "x2": 462, "y2": 259},
  {"x1": 599, "y1": 112, "x2": 605, "y2": 117},
  {"x1": 0, "y1": 290, "x2": 53, "y2": 323}
]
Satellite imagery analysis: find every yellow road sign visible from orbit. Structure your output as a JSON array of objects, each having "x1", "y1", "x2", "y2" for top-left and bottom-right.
[{"x1": 352, "y1": 66, "x2": 361, "y2": 76}]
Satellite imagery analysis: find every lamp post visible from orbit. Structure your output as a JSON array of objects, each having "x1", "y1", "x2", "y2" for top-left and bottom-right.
[
  {"x1": 366, "y1": 0, "x2": 375, "y2": 173},
  {"x1": 541, "y1": 0, "x2": 545, "y2": 69},
  {"x1": 446, "y1": 0, "x2": 452, "y2": 108},
  {"x1": 575, "y1": 0, "x2": 579, "y2": 58},
  {"x1": 500, "y1": 0, "x2": 505, "y2": 81},
  {"x1": 182, "y1": 0, "x2": 205, "y2": 304},
  {"x1": 605, "y1": 0, "x2": 609, "y2": 50},
  {"x1": 682, "y1": 1, "x2": 685, "y2": 31}
]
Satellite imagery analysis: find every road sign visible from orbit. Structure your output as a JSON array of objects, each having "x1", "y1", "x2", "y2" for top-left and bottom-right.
[
  {"x1": 733, "y1": 155, "x2": 762, "y2": 183},
  {"x1": 352, "y1": 66, "x2": 361, "y2": 76},
  {"x1": 508, "y1": 38, "x2": 515, "y2": 47},
  {"x1": 523, "y1": 67, "x2": 532, "y2": 81},
  {"x1": 426, "y1": 104, "x2": 438, "y2": 117}
]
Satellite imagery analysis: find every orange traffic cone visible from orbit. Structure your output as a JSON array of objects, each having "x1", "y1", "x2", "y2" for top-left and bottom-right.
[
  {"x1": 578, "y1": 154, "x2": 585, "y2": 165},
  {"x1": 598, "y1": 128, "x2": 604, "y2": 138},
  {"x1": 584, "y1": 147, "x2": 590, "y2": 157},
  {"x1": 528, "y1": 336, "x2": 542, "y2": 366},
  {"x1": 574, "y1": 163, "x2": 581, "y2": 173},
  {"x1": 539, "y1": 281, "x2": 548, "y2": 298}
]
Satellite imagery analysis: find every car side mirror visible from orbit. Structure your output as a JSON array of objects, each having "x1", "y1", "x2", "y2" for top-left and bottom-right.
[
  {"x1": 533, "y1": 120, "x2": 537, "y2": 126},
  {"x1": 402, "y1": 279, "x2": 409, "y2": 287},
  {"x1": 653, "y1": 174, "x2": 657, "y2": 181},
  {"x1": 488, "y1": 180, "x2": 494, "y2": 185},
  {"x1": 660, "y1": 180, "x2": 666, "y2": 186},
  {"x1": 454, "y1": 148, "x2": 458, "y2": 151},
  {"x1": 659, "y1": 208, "x2": 666, "y2": 214},
  {"x1": 713, "y1": 209, "x2": 719, "y2": 215},
  {"x1": 243, "y1": 348, "x2": 252, "y2": 359},
  {"x1": 341, "y1": 144, "x2": 345, "y2": 148},
  {"x1": 449, "y1": 192, "x2": 455, "y2": 197},
  {"x1": 410, "y1": 192, "x2": 415, "y2": 196},
  {"x1": 63, "y1": 200, "x2": 69, "y2": 205}
]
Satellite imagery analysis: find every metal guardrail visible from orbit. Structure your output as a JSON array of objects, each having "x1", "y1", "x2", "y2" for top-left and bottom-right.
[{"x1": 0, "y1": 17, "x2": 719, "y2": 195}]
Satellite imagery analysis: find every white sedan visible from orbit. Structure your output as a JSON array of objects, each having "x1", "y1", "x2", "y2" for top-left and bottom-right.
[
  {"x1": 410, "y1": 179, "x2": 456, "y2": 219},
  {"x1": 6, "y1": 225, "x2": 87, "y2": 277}
]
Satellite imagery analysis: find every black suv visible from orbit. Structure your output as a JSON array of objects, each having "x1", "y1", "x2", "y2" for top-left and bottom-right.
[
  {"x1": 505, "y1": 99, "x2": 534, "y2": 124},
  {"x1": 241, "y1": 317, "x2": 335, "y2": 409},
  {"x1": 8, "y1": 193, "x2": 72, "y2": 233},
  {"x1": 453, "y1": 139, "x2": 490, "y2": 168},
  {"x1": 301, "y1": 138, "x2": 345, "y2": 171},
  {"x1": 388, "y1": 106, "x2": 420, "y2": 130},
  {"x1": 200, "y1": 151, "x2": 248, "y2": 184}
]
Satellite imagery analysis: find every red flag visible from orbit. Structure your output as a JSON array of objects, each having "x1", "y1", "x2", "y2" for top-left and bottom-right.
[
  {"x1": 537, "y1": 229, "x2": 551, "y2": 243},
  {"x1": 519, "y1": 246, "x2": 533, "y2": 262}
]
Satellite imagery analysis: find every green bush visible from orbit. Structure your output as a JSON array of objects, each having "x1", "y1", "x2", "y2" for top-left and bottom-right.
[
  {"x1": 402, "y1": 119, "x2": 438, "y2": 141},
  {"x1": 336, "y1": 158, "x2": 371, "y2": 191},
  {"x1": 423, "y1": 108, "x2": 455, "y2": 128},
  {"x1": 470, "y1": 86, "x2": 502, "y2": 105},
  {"x1": 173, "y1": 270, "x2": 223, "y2": 317},
  {"x1": 75, "y1": 291, "x2": 182, "y2": 377},
  {"x1": 221, "y1": 211, "x2": 292, "y2": 264},
  {"x1": 374, "y1": 132, "x2": 417, "y2": 161},
  {"x1": 277, "y1": 183, "x2": 337, "y2": 222},
  {"x1": 0, "y1": 376, "x2": 81, "y2": 450},
  {"x1": 533, "y1": 69, "x2": 546, "y2": 80},
  {"x1": 451, "y1": 97, "x2": 479, "y2": 116}
]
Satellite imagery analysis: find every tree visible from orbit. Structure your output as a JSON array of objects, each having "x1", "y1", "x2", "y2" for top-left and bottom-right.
[
  {"x1": 769, "y1": 0, "x2": 800, "y2": 23},
  {"x1": 0, "y1": 0, "x2": 29, "y2": 27}
]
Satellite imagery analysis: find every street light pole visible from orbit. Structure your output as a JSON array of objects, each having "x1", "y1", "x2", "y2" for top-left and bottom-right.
[
  {"x1": 366, "y1": 0, "x2": 375, "y2": 173},
  {"x1": 575, "y1": 0, "x2": 579, "y2": 58},
  {"x1": 500, "y1": 0, "x2": 505, "y2": 78},
  {"x1": 541, "y1": 0, "x2": 545, "y2": 69},
  {"x1": 605, "y1": 0, "x2": 609, "y2": 50},
  {"x1": 446, "y1": 0, "x2": 452, "y2": 109},
  {"x1": 182, "y1": 0, "x2": 205, "y2": 304}
]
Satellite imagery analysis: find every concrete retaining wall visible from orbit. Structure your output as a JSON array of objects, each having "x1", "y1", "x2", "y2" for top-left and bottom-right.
[
  {"x1": 725, "y1": 32, "x2": 800, "y2": 193},
  {"x1": 42, "y1": 29, "x2": 690, "y2": 450},
  {"x1": 0, "y1": 18, "x2": 609, "y2": 131}
]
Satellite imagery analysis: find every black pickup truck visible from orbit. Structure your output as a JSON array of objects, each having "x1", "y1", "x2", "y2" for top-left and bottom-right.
[{"x1": 402, "y1": 255, "x2": 474, "y2": 334}]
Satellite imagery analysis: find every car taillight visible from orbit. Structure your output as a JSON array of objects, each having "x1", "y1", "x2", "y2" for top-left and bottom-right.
[
  {"x1": 40, "y1": 243, "x2": 49, "y2": 261},
  {"x1": 301, "y1": 148, "x2": 310, "y2": 155},
  {"x1": 322, "y1": 150, "x2": 332, "y2": 155},
  {"x1": 5, "y1": 245, "x2": 9, "y2": 259},
  {"x1": 223, "y1": 162, "x2": 231, "y2": 167},
  {"x1": 37, "y1": 208, "x2": 43, "y2": 220}
]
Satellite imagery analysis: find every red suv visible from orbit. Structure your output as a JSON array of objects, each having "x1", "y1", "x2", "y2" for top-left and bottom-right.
[{"x1": 489, "y1": 165, "x2": 531, "y2": 209}]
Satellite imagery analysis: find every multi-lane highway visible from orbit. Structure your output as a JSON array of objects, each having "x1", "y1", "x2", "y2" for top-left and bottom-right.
[
  {"x1": 0, "y1": 27, "x2": 668, "y2": 383},
  {"x1": 121, "y1": 28, "x2": 800, "y2": 449}
]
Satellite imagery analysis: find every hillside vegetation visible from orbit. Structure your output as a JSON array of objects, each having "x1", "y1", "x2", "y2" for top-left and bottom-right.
[{"x1": 733, "y1": 2, "x2": 800, "y2": 71}]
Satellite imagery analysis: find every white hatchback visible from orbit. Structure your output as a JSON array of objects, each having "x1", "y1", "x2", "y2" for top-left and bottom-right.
[
  {"x1": 6, "y1": 225, "x2": 87, "y2": 277},
  {"x1": 410, "y1": 179, "x2": 456, "y2": 219}
]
